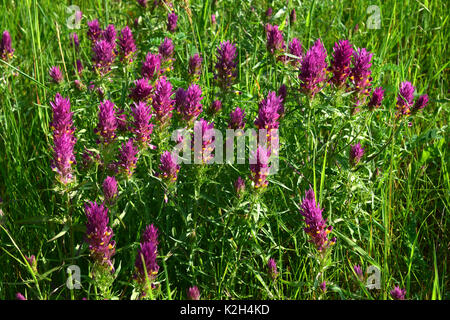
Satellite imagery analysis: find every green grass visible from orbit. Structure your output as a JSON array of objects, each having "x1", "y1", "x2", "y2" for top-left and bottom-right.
[{"x1": 0, "y1": 0, "x2": 448, "y2": 300}]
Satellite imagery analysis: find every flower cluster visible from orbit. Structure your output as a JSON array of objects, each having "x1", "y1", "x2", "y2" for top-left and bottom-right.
[
  {"x1": 299, "y1": 39, "x2": 328, "y2": 97},
  {"x1": 249, "y1": 145, "x2": 270, "y2": 189},
  {"x1": 349, "y1": 48, "x2": 373, "y2": 112},
  {"x1": 265, "y1": 24, "x2": 285, "y2": 59},
  {"x1": 349, "y1": 143, "x2": 365, "y2": 167},
  {"x1": 135, "y1": 224, "x2": 159, "y2": 286},
  {"x1": 175, "y1": 84, "x2": 203, "y2": 122},
  {"x1": 188, "y1": 53, "x2": 202, "y2": 79},
  {"x1": 228, "y1": 107, "x2": 246, "y2": 130},
  {"x1": 92, "y1": 39, "x2": 116, "y2": 76},
  {"x1": 193, "y1": 119, "x2": 215, "y2": 164},
  {"x1": 329, "y1": 39, "x2": 353, "y2": 88},
  {"x1": 118, "y1": 26, "x2": 136, "y2": 63},
  {"x1": 1, "y1": 30, "x2": 14, "y2": 60},
  {"x1": 167, "y1": 12, "x2": 178, "y2": 33},
  {"x1": 141, "y1": 52, "x2": 161, "y2": 80},
  {"x1": 390, "y1": 286, "x2": 406, "y2": 300},
  {"x1": 49, "y1": 66, "x2": 63, "y2": 84},
  {"x1": 158, "y1": 37, "x2": 174, "y2": 72},
  {"x1": 268, "y1": 258, "x2": 278, "y2": 280},
  {"x1": 367, "y1": 87, "x2": 385, "y2": 110},
  {"x1": 288, "y1": 38, "x2": 303, "y2": 67},
  {"x1": 102, "y1": 176, "x2": 118, "y2": 204},
  {"x1": 152, "y1": 76, "x2": 174, "y2": 125},
  {"x1": 94, "y1": 100, "x2": 118, "y2": 144},
  {"x1": 130, "y1": 101, "x2": 153, "y2": 146},
  {"x1": 254, "y1": 92, "x2": 282, "y2": 131},
  {"x1": 158, "y1": 151, "x2": 180, "y2": 182},
  {"x1": 129, "y1": 78, "x2": 153, "y2": 102},
  {"x1": 396, "y1": 81, "x2": 415, "y2": 116},
  {"x1": 215, "y1": 41, "x2": 238, "y2": 89},
  {"x1": 116, "y1": 139, "x2": 138, "y2": 177}
]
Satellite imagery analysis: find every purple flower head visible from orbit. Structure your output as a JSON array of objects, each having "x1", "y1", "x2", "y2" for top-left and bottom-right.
[
  {"x1": 76, "y1": 59, "x2": 83, "y2": 75},
  {"x1": 390, "y1": 286, "x2": 406, "y2": 300},
  {"x1": 103, "y1": 24, "x2": 117, "y2": 48},
  {"x1": 228, "y1": 107, "x2": 246, "y2": 130},
  {"x1": 288, "y1": 38, "x2": 303, "y2": 67},
  {"x1": 118, "y1": 26, "x2": 136, "y2": 63},
  {"x1": 151, "y1": 76, "x2": 174, "y2": 125},
  {"x1": 0, "y1": 30, "x2": 14, "y2": 60},
  {"x1": 92, "y1": 39, "x2": 115, "y2": 76},
  {"x1": 396, "y1": 81, "x2": 415, "y2": 115},
  {"x1": 187, "y1": 286, "x2": 200, "y2": 300},
  {"x1": 211, "y1": 14, "x2": 216, "y2": 25},
  {"x1": 102, "y1": 176, "x2": 118, "y2": 204},
  {"x1": 209, "y1": 99, "x2": 222, "y2": 115},
  {"x1": 85, "y1": 201, "x2": 116, "y2": 271},
  {"x1": 350, "y1": 48, "x2": 373, "y2": 109},
  {"x1": 142, "y1": 224, "x2": 159, "y2": 246},
  {"x1": 234, "y1": 176, "x2": 245, "y2": 197},
  {"x1": 320, "y1": 281, "x2": 327, "y2": 293},
  {"x1": 117, "y1": 139, "x2": 138, "y2": 177},
  {"x1": 70, "y1": 33, "x2": 80, "y2": 50},
  {"x1": 268, "y1": 258, "x2": 278, "y2": 280},
  {"x1": 51, "y1": 133, "x2": 76, "y2": 184},
  {"x1": 254, "y1": 92, "x2": 281, "y2": 131},
  {"x1": 349, "y1": 142, "x2": 365, "y2": 167},
  {"x1": 137, "y1": 0, "x2": 148, "y2": 7},
  {"x1": 192, "y1": 118, "x2": 215, "y2": 163},
  {"x1": 176, "y1": 84, "x2": 203, "y2": 122},
  {"x1": 94, "y1": 100, "x2": 118, "y2": 144},
  {"x1": 278, "y1": 84, "x2": 287, "y2": 102},
  {"x1": 266, "y1": 24, "x2": 286, "y2": 57},
  {"x1": 158, "y1": 151, "x2": 180, "y2": 182},
  {"x1": 250, "y1": 145, "x2": 270, "y2": 189},
  {"x1": 159, "y1": 37, "x2": 175, "y2": 69},
  {"x1": 87, "y1": 19, "x2": 102, "y2": 42},
  {"x1": 367, "y1": 87, "x2": 385, "y2": 110},
  {"x1": 188, "y1": 53, "x2": 203, "y2": 78},
  {"x1": 129, "y1": 78, "x2": 153, "y2": 102},
  {"x1": 266, "y1": 7, "x2": 273, "y2": 18},
  {"x1": 290, "y1": 9, "x2": 297, "y2": 24},
  {"x1": 299, "y1": 39, "x2": 328, "y2": 97},
  {"x1": 135, "y1": 234, "x2": 159, "y2": 284},
  {"x1": 50, "y1": 93, "x2": 74, "y2": 136},
  {"x1": 167, "y1": 12, "x2": 178, "y2": 32},
  {"x1": 354, "y1": 264, "x2": 364, "y2": 280},
  {"x1": 412, "y1": 94, "x2": 429, "y2": 113},
  {"x1": 16, "y1": 293, "x2": 26, "y2": 300},
  {"x1": 299, "y1": 188, "x2": 336, "y2": 252},
  {"x1": 329, "y1": 39, "x2": 353, "y2": 87},
  {"x1": 141, "y1": 52, "x2": 161, "y2": 80},
  {"x1": 49, "y1": 66, "x2": 63, "y2": 84},
  {"x1": 130, "y1": 101, "x2": 153, "y2": 146},
  {"x1": 215, "y1": 41, "x2": 238, "y2": 89}
]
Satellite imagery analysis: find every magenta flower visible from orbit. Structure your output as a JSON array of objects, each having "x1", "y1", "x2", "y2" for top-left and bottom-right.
[
  {"x1": 193, "y1": 119, "x2": 215, "y2": 164},
  {"x1": 129, "y1": 78, "x2": 153, "y2": 102},
  {"x1": 141, "y1": 224, "x2": 159, "y2": 246},
  {"x1": 130, "y1": 101, "x2": 153, "y2": 146},
  {"x1": 92, "y1": 39, "x2": 115, "y2": 76},
  {"x1": 158, "y1": 151, "x2": 180, "y2": 182},
  {"x1": 228, "y1": 107, "x2": 246, "y2": 130},
  {"x1": 268, "y1": 258, "x2": 278, "y2": 280},
  {"x1": 176, "y1": 84, "x2": 203, "y2": 122},
  {"x1": 354, "y1": 264, "x2": 364, "y2": 281},
  {"x1": 187, "y1": 286, "x2": 200, "y2": 300},
  {"x1": 49, "y1": 66, "x2": 63, "y2": 84},
  {"x1": 70, "y1": 33, "x2": 80, "y2": 50},
  {"x1": 266, "y1": 7, "x2": 273, "y2": 18},
  {"x1": 51, "y1": 133, "x2": 76, "y2": 185},
  {"x1": 234, "y1": 176, "x2": 245, "y2": 197},
  {"x1": 167, "y1": 12, "x2": 178, "y2": 33},
  {"x1": 250, "y1": 145, "x2": 270, "y2": 189},
  {"x1": 94, "y1": 100, "x2": 118, "y2": 144},
  {"x1": 367, "y1": 86, "x2": 385, "y2": 110},
  {"x1": 299, "y1": 188, "x2": 336, "y2": 252},
  {"x1": 412, "y1": 94, "x2": 429, "y2": 113},
  {"x1": 349, "y1": 142, "x2": 364, "y2": 167},
  {"x1": 390, "y1": 286, "x2": 406, "y2": 300},
  {"x1": 290, "y1": 9, "x2": 297, "y2": 24},
  {"x1": 85, "y1": 201, "x2": 115, "y2": 271},
  {"x1": 396, "y1": 81, "x2": 415, "y2": 115},
  {"x1": 329, "y1": 39, "x2": 353, "y2": 87},
  {"x1": 211, "y1": 14, "x2": 216, "y2": 25},
  {"x1": 299, "y1": 39, "x2": 328, "y2": 97},
  {"x1": 87, "y1": 19, "x2": 102, "y2": 42},
  {"x1": 1, "y1": 30, "x2": 14, "y2": 60},
  {"x1": 103, "y1": 176, "x2": 118, "y2": 204},
  {"x1": 278, "y1": 84, "x2": 287, "y2": 103},
  {"x1": 209, "y1": 99, "x2": 222, "y2": 115},
  {"x1": 350, "y1": 48, "x2": 373, "y2": 111},
  {"x1": 117, "y1": 139, "x2": 139, "y2": 177},
  {"x1": 254, "y1": 92, "x2": 281, "y2": 131},
  {"x1": 135, "y1": 226, "x2": 159, "y2": 285},
  {"x1": 266, "y1": 24, "x2": 286, "y2": 58},
  {"x1": 215, "y1": 41, "x2": 238, "y2": 89},
  {"x1": 16, "y1": 293, "x2": 26, "y2": 300},
  {"x1": 288, "y1": 38, "x2": 303, "y2": 67},
  {"x1": 188, "y1": 53, "x2": 203, "y2": 79},
  {"x1": 159, "y1": 37, "x2": 175, "y2": 72},
  {"x1": 320, "y1": 281, "x2": 327, "y2": 293},
  {"x1": 118, "y1": 26, "x2": 136, "y2": 63},
  {"x1": 50, "y1": 93, "x2": 74, "y2": 136},
  {"x1": 103, "y1": 24, "x2": 117, "y2": 48},
  {"x1": 141, "y1": 52, "x2": 161, "y2": 80},
  {"x1": 76, "y1": 59, "x2": 83, "y2": 75},
  {"x1": 152, "y1": 76, "x2": 174, "y2": 125},
  {"x1": 137, "y1": 0, "x2": 148, "y2": 7}
]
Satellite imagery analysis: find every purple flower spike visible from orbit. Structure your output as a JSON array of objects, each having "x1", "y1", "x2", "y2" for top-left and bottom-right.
[
  {"x1": 215, "y1": 41, "x2": 238, "y2": 89},
  {"x1": 129, "y1": 78, "x2": 153, "y2": 102},
  {"x1": 70, "y1": 33, "x2": 80, "y2": 50},
  {"x1": 159, "y1": 38, "x2": 175, "y2": 72},
  {"x1": 87, "y1": 19, "x2": 102, "y2": 42},
  {"x1": 329, "y1": 39, "x2": 353, "y2": 87},
  {"x1": 390, "y1": 286, "x2": 406, "y2": 300},
  {"x1": 137, "y1": 0, "x2": 148, "y2": 7},
  {"x1": 92, "y1": 39, "x2": 115, "y2": 76},
  {"x1": 211, "y1": 14, "x2": 216, "y2": 25},
  {"x1": 1, "y1": 30, "x2": 14, "y2": 61},
  {"x1": 320, "y1": 281, "x2": 327, "y2": 293},
  {"x1": 250, "y1": 145, "x2": 270, "y2": 189},
  {"x1": 288, "y1": 38, "x2": 303, "y2": 67},
  {"x1": 234, "y1": 176, "x2": 245, "y2": 197},
  {"x1": 94, "y1": 100, "x2": 118, "y2": 144},
  {"x1": 167, "y1": 12, "x2": 178, "y2": 33},
  {"x1": 255, "y1": 92, "x2": 281, "y2": 131},
  {"x1": 142, "y1": 224, "x2": 159, "y2": 247},
  {"x1": 51, "y1": 133, "x2": 76, "y2": 184},
  {"x1": 135, "y1": 225, "x2": 159, "y2": 285},
  {"x1": 187, "y1": 286, "x2": 200, "y2": 300},
  {"x1": 118, "y1": 26, "x2": 136, "y2": 63},
  {"x1": 49, "y1": 66, "x2": 63, "y2": 84},
  {"x1": 299, "y1": 188, "x2": 336, "y2": 252},
  {"x1": 350, "y1": 142, "x2": 365, "y2": 167},
  {"x1": 228, "y1": 107, "x2": 246, "y2": 130},
  {"x1": 354, "y1": 264, "x2": 364, "y2": 280},
  {"x1": 350, "y1": 48, "x2": 373, "y2": 110},
  {"x1": 188, "y1": 53, "x2": 203, "y2": 79},
  {"x1": 412, "y1": 94, "x2": 429, "y2": 113},
  {"x1": 176, "y1": 84, "x2": 203, "y2": 122},
  {"x1": 131, "y1": 102, "x2": 153, "y2": 146},
  {"x1": 159, "y1": 151, "x2": 180, "y2": 182},
  {"x1": 266, "y1": 7, "x2": 273, "y2": 18},
  {"x1": 299, "y1": 39, "x2": 328, "y2": 98},
  {"x1": 290, "y1": 9, "x2": 297, "y2": 24},
  {"x1": 368, "y1": 87, "x2": 385, "y2": 110},
  {"x1": 76, "y1": 59, "x2": 83, "y2": 75},
  {"x1": 103, "y1": 176, "x2": 118, "y2": 204},
  {"x1": 193, "y1": 118, "x2": 215, "y2": 164},
  {"x1": 268, "y1": 258, "x2": 278, "y2": 280},
  {"x1": 85, "y1": 201, "x2": 116, "y2": 271},
  {"x1": 397, "y1": 81, "x2": 415, "y2": 115},
  {"x1": 266, "y1": 24, "x2": 286, "y2": 57},
  {"x1": 103, "y1": 24, "x2": 117, "y2": 48},
  {"x1": 152, "y1": 76, "x2": 175, "y2": 125},
  {"x1": 141, "y1": 52, "x2": 161, "y2": 80},
  {"x1": 16, "y1": 293, "x2": 26, "y2": 300},
  {"x1": 117, "y1": 139, "x2": 138, "y2": 177},
  {"x1": 210, "y1": 100, "x2": 222, "y2": 115}
]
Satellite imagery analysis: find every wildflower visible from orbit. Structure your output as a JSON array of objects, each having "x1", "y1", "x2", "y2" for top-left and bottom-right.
[
  {"x1": 103, "y1": 24, "x2": 117, "y2": 48},
  {"x1": 87, "y1": 19, "x2": 102, "y2": 42},
  {"x1": 188, "y1": 53, "x2": 202, "y2": 79},
  {"x1": 0, "y1": 30, "x2": 14, "y2": 60},
  {"x1": 215, "y1": 41, "x2": 238, "y2": 89},
  {"x1": 278, "y1": 84, "x2": 287, "y2": 102},
  {"x1": 25, "y1": 255, "x2": 38, "y2": 273},
  {"x1": 396, "y1": 81, "x2": 415, "y2": 115},
  {"x1": 117, "y1": 139, "x2": 138, "y2": 177},
  {"x1": 299, "y1": 188, "x2": 336, "y2": 252},
  {"x1": 85, "y1": 201, "x2": 115, "y2": 271},
  {"x1": 118, "y1": 26, "x2": 136, "y2": 63},
  {"x1": 329, "y1": 39, "x2": 353, "y2": 88},
  {"x1": 349, "y1": 142, "x2": 365, "y2": 167},
  {"x1": 70, "y1": 33, "x2": 80, "y2": 50},
  {"x1": 412, "y1": 94, "x2": 429, "y2": 113},
  {"x1": 250, "y1": 145, "x2": 270, "y2": 189},
  {"x1": 158, "y1": 37, "x2": 174, "y2": 72},
  {"x1": 50, "y1": 93, "x2": 74, "y2": 136},
  {"x1": 266, "y1": 7, "x2": 273, "y2": 18},
  {"x1": 354, "y1": 264, "x2": 364, "y2": 281},
  {"x1": 137, "y1": 0, "x2": 148, "y2": 7},
  {"x1": 102, "y1": 176, "x2": 118, "y2": 204},
  {"x1": 76, "y1": 59, "x2": 83, "y2": 75},
  {"x1": 130, "y1": 101, "x2": 153, "y2": 146},
  {"x1": 92, "y1": 39, "x2": 115, "y2": 76},
  {"x1": 268, "y1": 258, "x2": 278, "y2": 280},
  {"x1": 187, "y1": 286, "x2": 200, "y2": 300},
  {"x1": 320, "y1": 281, "x2": 327, "y2": 293},
  {"x1": 208, "y1": 99, "x2": 222, "y2": 115},
  {"x1": 265, "y1": 24, "x2": 286, "y2": 58},
  {"x1": 211, "y1": 14, "x2": 216, "y2": 25},
  {"x1": 288, "y1": 38, "x2": 303, "y2": 67},
  {"x1": 129, "y1": 78, "x2": 153, "y2": 102},
  {"x1": 152, "y1": 76, "x2": 174, "y2": 125},
  {"x1": 135, "y1": 227, "x2": 159, "y2": 285},
  {"x1": 367, "y1": 86, "x2": 385, "y2": 110},
  {"x1": 254, "y1": 92, "x2": 281, "y2": 131},
  {"x1": 52, "y1": 133, "x2": 76, "y2": 184},
  {"x1": 290, "y1": 9, "x2": 297, "y2": 24},
  {"x1": 299, "y1": 39, "x2": 328, "y2": 97},
  {"x1": 49, "y1": 66, "x2": 63, "y2": 84},
  {"x1": 167, "y1": 12, "x2": 178, "y2": 33},
  {"x1": 228, "y1": 107, "x2": 246, "y2": 130},
  {"x1": 158, "y1": 151, "x2": 180, "y2": 182},
  {"x1": 141, "y1": 224, "x2": 159, "y2": 246},
  {"x1": 141, "y1": 52, "x2": 161, "y2": 80},
  {"x1": 176, "y1": 84, "x2": 203, "y2": 122},
  {"x1": 390, "y1": 286, "x2": 406, "y2": 300},
  {"x1": 94, "y1": 100, "x2": 118, "y2": 144},
  {"x1": 350, "y1": 48, "x2": 373, "y2": 111},
  {"x1": 234, "y1": 176, "x2": 245, "y2": 197},
  {"x1": 193, "y1": 118, "x2": 215, "y2": 163},
  {"x1": 16, "y1": 293, "x2": 26, "y2": 300}
]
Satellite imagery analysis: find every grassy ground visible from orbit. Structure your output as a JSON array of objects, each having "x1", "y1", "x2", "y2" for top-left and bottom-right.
[{"x1": 0, "y1": 0, "x2": 448, "y2": 300}]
